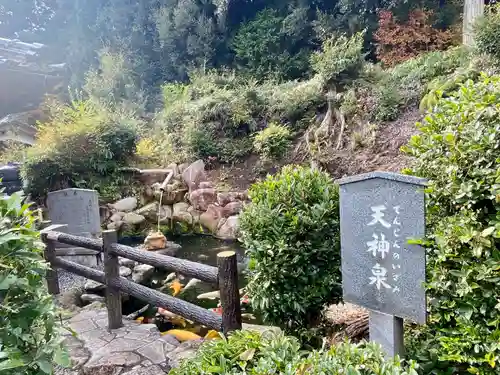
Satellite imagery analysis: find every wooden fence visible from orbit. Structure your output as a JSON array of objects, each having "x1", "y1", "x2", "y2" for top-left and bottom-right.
[{"x1": 40, "y1": 221, "x2": 242, "y2": 333}]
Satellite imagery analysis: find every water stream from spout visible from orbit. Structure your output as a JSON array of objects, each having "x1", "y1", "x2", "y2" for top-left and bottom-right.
[{"x1": 157, "y1": 190, "x2": 163, "y2": 232}]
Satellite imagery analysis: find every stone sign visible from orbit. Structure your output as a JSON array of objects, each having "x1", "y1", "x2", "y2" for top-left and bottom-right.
[
  {"x1": 46, "y1": 188, "x2": 101, "y2": 266},
  {"x1": 338, "y1": 172, "x2": 427, "y2": 356},
  {"x1": 47, "y1": 188, "x2": 101, "y2": 237}
]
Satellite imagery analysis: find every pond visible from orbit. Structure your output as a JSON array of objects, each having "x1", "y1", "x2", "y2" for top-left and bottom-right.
[
  {"x1": 118, "y1": 233, "x2": 255, "y2": 332},
  {"x1": 119, "y1": 233, "x2": 246, "y2": 267}
]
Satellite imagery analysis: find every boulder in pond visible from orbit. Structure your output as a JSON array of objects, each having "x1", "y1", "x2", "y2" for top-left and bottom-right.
[
  {"x1": 182, "y1": 160, "x2": 207, "y2": 192},
  {"x1": 119, "y1": 266, "x2": 132, "y2": 277},
  {"x1": 135, "y1": 202, "x2": 159, "y2": 221},
  {"x1": 173, "y1": 202, "x2": 193, "y2": 225},
  {"x1": 199, "y1": 204, "x2": 224, "y2": 233},
  {"x1": 123, "y1": 212, "x2": 146, "y2": 226},
  {"x1": 158, "y1": 205, "x2": 173, "y2": 224},
  {"x1": 189, "y1": 188, "x2": 217, "y2": 211},
  {"x1": 81, "y1": 294, "x2": 105, "y2": 304},
  {"x1": 112, "y1": 197, "x2": 137, "y2": 212},
  {"x1": 107, "y1": 220, "x2": 123, "y2": 231},
  {"x1": 119, "y1": 257, "x2": 138, "y2": 268},
  {"x1": 84, "y1": 280, "x2": 105, "y2": 293},
  {"x1": 216, "y1": 216, "x2": 239, "y2": 240},
  {"x1": 109, "y1": 212, "x2": 125, "y2": 222},
  {"x1": 132, "y1": 264, "x2": 155, "y2": 284}
]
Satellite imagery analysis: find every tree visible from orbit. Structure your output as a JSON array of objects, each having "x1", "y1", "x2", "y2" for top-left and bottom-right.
[{"x1": 463, "y1": 0, "x2": 485, "y2": 45}]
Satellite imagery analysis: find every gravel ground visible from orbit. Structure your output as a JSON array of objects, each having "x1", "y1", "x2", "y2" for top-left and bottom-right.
[{"x1": 58, "y1": 264, "x2": 104, "y2": 292}]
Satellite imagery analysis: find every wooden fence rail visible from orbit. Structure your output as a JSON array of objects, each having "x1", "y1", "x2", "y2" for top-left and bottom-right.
[{"x1": 40, "y1": 221, "x2": 242, "y2": 334}]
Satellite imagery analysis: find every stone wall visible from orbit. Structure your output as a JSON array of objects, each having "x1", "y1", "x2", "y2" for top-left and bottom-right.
[{"x1": 103, "y1": 160, "x2": 248, "y2": 240}]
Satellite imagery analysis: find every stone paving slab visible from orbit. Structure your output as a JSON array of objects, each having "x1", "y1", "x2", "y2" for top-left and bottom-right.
[{"x1": 56, "y1": 305, "x2": 202, "y2": 375}]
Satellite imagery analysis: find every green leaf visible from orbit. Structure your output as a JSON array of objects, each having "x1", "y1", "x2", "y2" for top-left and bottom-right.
[
  {"x1": 481, "y1": 227, "x2": 495, "y2": 237},
  {"x1": 54, "y1": 346, "x2": 70, "y2": 367},
  {"x1": 0, "y1": 358, "x2": 25, "y2": 371},
  {"x1": 37, "y1": 359, "x2": 53, "y2": 374}
]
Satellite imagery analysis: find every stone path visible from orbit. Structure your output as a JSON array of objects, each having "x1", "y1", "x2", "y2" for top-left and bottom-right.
[{"x1": 56, "y1": 306, "x2": 202, "y2": 375}]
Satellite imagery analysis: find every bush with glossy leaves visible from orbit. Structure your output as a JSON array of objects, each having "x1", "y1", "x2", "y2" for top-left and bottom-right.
[
  {"x1": 403, "y1": 73, "x2": 500, "y2": 374},
  {"x1": 239, "y1": 165, "x2": 341, "y2": 332},
  {"x1": 170, "y1": 330, "x2": 419, "y2": 375},
  {"x1": 0, "y1": 191, "x2": 68, "y2": 374}
]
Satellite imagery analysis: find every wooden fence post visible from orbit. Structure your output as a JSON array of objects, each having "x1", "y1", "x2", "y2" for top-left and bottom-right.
[
  {"x1": 217, "y1": 251, "x2": 242, "y2": 334},
  {"x1": 103, "y1": 230, "x2": 123, "y2": 329},
  {"x1": 40, "y1": 220, "x2": 60, "y2": 295}
]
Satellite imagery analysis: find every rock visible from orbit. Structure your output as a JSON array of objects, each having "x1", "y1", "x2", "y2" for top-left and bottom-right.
[
  {"x1": 132, "y1": 264, "x2": 155, "y2": 284},
  {"x1": 173, "y1": 202, "x2": 192, "y2": 225},
  {"x1": 199, "y1": 181, "x2": 213, "y2": 189},
  {"x1": 109, "y1": 212, "x2": 125, "y2": 222},
  {"x1": 155, "y1": 241, "x2": 181, "y2": 256},
  {"x1": 159, "y1": 187, "x2": 188, "y2": 205},
  {"x1": 178, "y1": 163, "x2": 189, "y2": 174},
  {"x1": 166, "y1": 163, "x2": 180, "y2": 177},
  {"x1": 189, "y1": 188, "x2": 217, "y2": 211},
  {"x1": 199, "y1": 204, "x2": 224, "y2": 233},
  {"x1": 182, "y1": 160, "x2": 207, "y2": 192},
  {"x1": 119, "y1": 266, "x2": 132, "y2": 277},
  {"x1": 123, "y1": 212, "x2": 146, "y2": 226},
  {"x1": 112, "y1": 197, "x2": 138, "y2": 212},
  {"x1": 119, "y1": 257, "x2": 138, "y2": 268},
  {"x1": 216, "y1": 215, "x2": 239, "y2": 240},
  {"x1": 158, "y1": 205, "x2": 173, "y2": 225},
  {"x1": 107, "y1": 221, "x2": 123, "y2": 231},
  {"x1": 84, "y1": 280, "x2": 105, "y2": 293},
  {"x1": 187, "y1": 206, "x2": 203, "y2": 224},
  {"x1": 222, "y1": 201, "x2": 243, "y2": 217},
  {"x1": 138, "y1": 169, "x2": 172, "y2": 185},
  {"x1": 135, "y1": 202, "x2": 159, "y2": 222},
  {"x1": 197, "y1": 254, "x2": 209, "y2": 261},
  {"x1": 81, "y1": 294, "x2": 105, "y2": 304},
  {"x1": 217, "y1": 192, "x2": 248, "y2": 206},
  {"x1": 167, "y1": 340, "x2": 204, "y2": 369},
  {"x1": 100, "y1": 206, "x2": 112, "y2": 224}
]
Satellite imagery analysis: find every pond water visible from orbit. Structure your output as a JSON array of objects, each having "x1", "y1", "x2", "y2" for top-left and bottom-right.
[
  {"x1": 118, "y1": 234, "x2": 253, "y2": 329},
  {"x1": 119, "y1": 234, "x2": 246, "y2": 267}
]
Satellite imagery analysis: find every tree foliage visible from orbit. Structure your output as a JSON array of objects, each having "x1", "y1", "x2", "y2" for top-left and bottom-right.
[{"x1": 0, "y1": 0, "x2": 463, "y2": 97}]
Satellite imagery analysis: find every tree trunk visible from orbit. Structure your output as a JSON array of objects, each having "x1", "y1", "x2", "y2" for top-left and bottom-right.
[{"x1": 463, "y1": 0, "x2": 485, "y2": 46}]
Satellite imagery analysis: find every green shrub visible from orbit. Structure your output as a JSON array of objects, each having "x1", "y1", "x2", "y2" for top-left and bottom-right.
[
  {"x1": 402, "y1": 73, "x2": 500, "y2": 374},
  {"x1": 239, "y1": 165, "x2": 341, "y2": 332},
  {"x1": 310, "y1": 32, "x2": 365, "y2": 90},
  {"x1": 22, "y1": 100, "x2": 138, "y2": 200},
  {"x1": 262, "y1": 76, "x2": 324, "y2": 123},
  {"x1": 253, "y1": 123, "x2": 292, "y2": 160},
  {"x1": 475, "y1": 4, "x2": 500, "y2": 62},
  {"x1": 0, "y1": 192, "x2": 68, "y2": 374},
  {"x1": 170, "y1": 330, "x2": 419, "y2": 375},
  {"x1": 373, "y1": 85, "x2": 403, "y2": 122}
]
